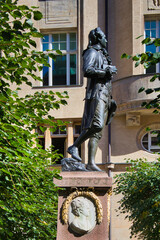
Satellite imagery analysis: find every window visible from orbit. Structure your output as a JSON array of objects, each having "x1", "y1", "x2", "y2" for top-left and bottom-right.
[
  {"x1": 35, "y1": 126, "x2": 45, "y2": 150},
  {"x1": 145, "y1": 20, "x2": 160, "y2": 73},
  {"x1": 51, "y1": 126, "x2": 67, "y2": 163},
  {"x1": 34, "y1": 123, "x2": 84, "y2": 164},
  {"x1": 141, "y1": 130, "x2": 160, "y2": 153},
  {"x1": 42, "y1": 33, "x2": 77, "y2": 86}
]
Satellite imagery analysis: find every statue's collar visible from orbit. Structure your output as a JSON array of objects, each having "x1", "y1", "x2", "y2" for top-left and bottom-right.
[
  {"x1": 90, "y1": 44, "x2": 102, "y2": 51},
  {"x1": 82, "y1": 44, "x2": 107, "y2": 56}
]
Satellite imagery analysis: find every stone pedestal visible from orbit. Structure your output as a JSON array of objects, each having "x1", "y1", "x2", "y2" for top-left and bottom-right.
[{"x1": 54, "y1": 172, "x2": 112, "y2": 240}]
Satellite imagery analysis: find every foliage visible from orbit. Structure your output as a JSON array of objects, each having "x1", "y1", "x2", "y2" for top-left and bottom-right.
[
  {"x1": 114, "y1": 159, "x2": 160, "y2": 240},
  {"x1": 0, "y1": 0, "x2": 68, "y2": 239},
  {"x1": 115, "y1": 38, "x2": 160, "y2": 239},
  {"x1": 121, "y1": 37, "x2": 160, "y2": 113}
]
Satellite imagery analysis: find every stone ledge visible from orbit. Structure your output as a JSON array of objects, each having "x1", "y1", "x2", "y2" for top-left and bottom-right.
[{"x1": 53, "y1": 172, "x2": 112, "y2": 187}]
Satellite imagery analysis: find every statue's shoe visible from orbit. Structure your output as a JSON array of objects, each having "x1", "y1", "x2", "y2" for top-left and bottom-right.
[
  {"x1": 67, "y1": 145, "x2": 82, "y2": 162},
  {"x1": 86, "y1": 164, "x2": 102, "y2": 171}
]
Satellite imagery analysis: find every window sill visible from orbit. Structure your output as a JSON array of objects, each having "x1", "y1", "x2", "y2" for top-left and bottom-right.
[{"x1": 32, "y1": 84, "x2": 83, "y2": 89}]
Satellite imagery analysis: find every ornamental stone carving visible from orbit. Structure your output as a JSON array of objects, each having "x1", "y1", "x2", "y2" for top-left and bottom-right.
[
  {"x1": 61, "y1": 190, "x2": 103, "y2": 235},
  {"x1": 126, "y1": 112, "x2": 140, "y2": 127},
  {"x1": 68, "y1": 197, "x2": 96, "y2": 235},
  {"x1": 153, "y1": 0, "x2": 160, "y2": 6},
  {"x1": 148, "y1": 0, "x2": 160, "y2": 9}
]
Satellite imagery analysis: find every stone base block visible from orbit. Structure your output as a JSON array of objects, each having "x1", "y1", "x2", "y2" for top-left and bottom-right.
[{"x1": 54, "y1": 172, "x2": 112, "y2": 240}]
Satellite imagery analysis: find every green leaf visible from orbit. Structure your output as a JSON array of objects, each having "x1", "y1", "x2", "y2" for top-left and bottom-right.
[
  {"x1": 135, "y1": 60, "x2": 140, "y2": 67},
  {"x1": 48, "y1": 53, "x2": 56, "y2": 60},
  {"x1": 142, "y1": 37, "x2": 152, "y2": 45},
  {"x1": 13, "y1": 20, "x2": 23, "y2": 30},
  {"x1": 12, "y1": 10, "x2": 22, "y2": 18},
  {"x1": 132, "y1": 55, "x2": 140, "y2": 61},
  {"x1": 141, "y1": 101, "x2": 147, "y2": 107},
  {"x1": 56, "y1": 49, "x2": 62, "y2": 55},
  {"x1": 136, "y1": 35, "x2": 144, "y2": 39},
  {"x1": 26, "y1": 19, "x2": 33, "y2": 27},
  {"x1": 121, "y1": 53, "x2": 131, "y2": 59},
  {"x1": 138, "y1": 87, "x2": 145, "y2": 93},
  {"x1": 145, "y1": 89, "x2": 154, "y2": 94},
  {"x1": 154, "y1": 38, "x2": 160, "y2": 47},
  {"x1": 150, "y1": 75, "x2": 157, "y2": 82},
  {"x1": 29, "y1": 39, "x2": 37, "y2": 48},
  {"x1": 33, "y1": 11, "x2": 43, "y2": 20},
  {"x1": 18, "y1": 5, "x2": 29, "y2": 10},
  {"x1": 153, "y1": 52, "x2": 160, "y2": 59},
  {"x1": 32, "y1": 32, "x2": 43, "y2": 38},
  {"x1": 2, "y1": 31, "x2": 12, "y2": 41}
]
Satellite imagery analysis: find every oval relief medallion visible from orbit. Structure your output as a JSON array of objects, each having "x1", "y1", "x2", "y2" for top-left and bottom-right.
[{"x1": 68, "y1": 196, "x2": 96, "y2": 235}]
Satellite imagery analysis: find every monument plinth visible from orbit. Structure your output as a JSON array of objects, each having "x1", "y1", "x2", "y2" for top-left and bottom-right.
[{"x1": 54, "y1": 172, "x2": 112, "y2": 240}]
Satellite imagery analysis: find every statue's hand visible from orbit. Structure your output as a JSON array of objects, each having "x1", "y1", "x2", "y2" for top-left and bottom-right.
[{"x1": 109, "y1": 66, "x2": 117, "y2": 74}]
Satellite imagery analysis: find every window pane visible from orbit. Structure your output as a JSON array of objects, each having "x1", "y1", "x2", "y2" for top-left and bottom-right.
[
  {"x1": 60, "y1": 42, "x2": 66, "y2": 50},
  {"x1": 151, "y1": 30, "x2": 156, "y2": 38},
  {"x1": 151, "y1": 21, "x2": 156, "y2": 28},
  {"x1": 70, "y1": 42, "x2": 76, "y2": 50},
  {"x1": 60, "y1": 126, "x2": 67, "y2": 134},
  {"x1": 145, "y1": 30, "x2": 150, "y2": 38},
  {"x1": 52, "y1": 42, "x2": 58, "y2": 50},
  {"x1": 70, "y1": 33, "x2": 76, "y2": 41},
  {"x1": 43, "y1": 43, "x2": 49, "y2": 51},
  {"x1": 151, "y1": 136, "x2": 159, "y2": 146},
  {"x1": 43, "y1": 57, "x2": 49, "y2": 86},
  {"x1": 43, "y1": 66, "x2": 49, "y2": 85},
  {"x1": 142, "y1": 142, "x2": 148, "y2": 150},
  {"x1": 43, "y1": 35, "x2": 49, "y2": 42},
  {"x1": 146, "y1": 64, "x2": 156, "y2": 74},
  {"x1": 51, "y1": 127, "x2": 59, "y2": 135},
  {"x1": 75, "y1": 125, "x2": 81, "y2": 134},
  {"x1": 52, "y1": 55, "x2": 66, "y2": 85},
  {"x1": 142, "y1": 133, "x2": 148, "y2": 142},
  {"x1": 146, "y1": 44, "x2": 156, "y2": 53},
  {"x1": 60, "y1": 33, "x2": 66, "y2": 41},
  {"x1": 52, "y1": 138, "x2": 66, "y2": 163},
  {"x1": 150, "y1": 148, "x2": 160, "y2": 153},
  {"x1": 70, "y1": 54, "x2": 76, "y2": 85},
  {"x1": 142, "y1": 130, "x2": 160, "y2": 152},
  {"x1": 145, "y1": 21, "x2": 150, "y2": 29},
  {"x1": 52, "y1": 34, "x2": 58, "y2": 42}
]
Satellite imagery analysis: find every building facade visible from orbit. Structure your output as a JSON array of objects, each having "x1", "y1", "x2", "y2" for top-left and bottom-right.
[{"x1": 17, "y1": 0, "x2": 160, "y2": 239}]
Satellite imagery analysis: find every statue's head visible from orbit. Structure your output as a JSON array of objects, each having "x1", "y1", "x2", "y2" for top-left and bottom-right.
[
  {"x1": 88, "y1": 27, "x2": 107, "y2": 48},
  {"x1": 71, "y1": 198, "x2": 90, "y2": 217}
]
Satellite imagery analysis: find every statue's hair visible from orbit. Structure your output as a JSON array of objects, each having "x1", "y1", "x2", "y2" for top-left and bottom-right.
[
  {"x1": 88, "y1": 27, "x2": 104, "y2": 47},
  {"x1": 71, "y1": 199, "x2": 85, "y2": 216}
]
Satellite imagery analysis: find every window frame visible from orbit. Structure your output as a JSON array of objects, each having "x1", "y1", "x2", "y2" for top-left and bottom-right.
[
  {"x1": 41, "y1": 32, "x2": 77, "y2": 87},
  {"x1": 141, "y1": 130, "x2": 160, "y2": 153},
  {"x1": 144, "y1": 19, "x2": 160, "y2": 74}
]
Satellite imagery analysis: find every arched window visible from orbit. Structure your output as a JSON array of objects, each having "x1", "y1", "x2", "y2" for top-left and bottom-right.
[{"x1": 141, "y1": 130, "x2": 160, "y2": 153}]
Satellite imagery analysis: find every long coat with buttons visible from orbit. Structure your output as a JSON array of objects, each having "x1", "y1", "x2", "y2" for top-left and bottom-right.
[{"x1": 81, "y1": 44, "x2": 117, "y2": 130}]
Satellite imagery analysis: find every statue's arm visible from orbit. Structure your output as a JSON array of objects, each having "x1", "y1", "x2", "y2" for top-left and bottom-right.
[
  {"x1": 83, "y1": 50, "x2": 106, "y2": 79},
  {"x1": 83, "y1": 50, "x2": 117, "y2": 79}
]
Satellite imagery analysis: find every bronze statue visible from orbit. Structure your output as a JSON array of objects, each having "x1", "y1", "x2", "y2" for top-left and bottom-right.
[{"x1": 67, "y1": 27, "x2": 117, "y2": 171}]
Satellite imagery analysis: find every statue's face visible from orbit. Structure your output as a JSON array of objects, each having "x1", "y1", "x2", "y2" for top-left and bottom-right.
[
  {"x1": 99, "y1": 33, "x2": 107, "y2": 48},
  {"x1": 80, "y1": 203, "x2": 90, "y2": 217}
]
